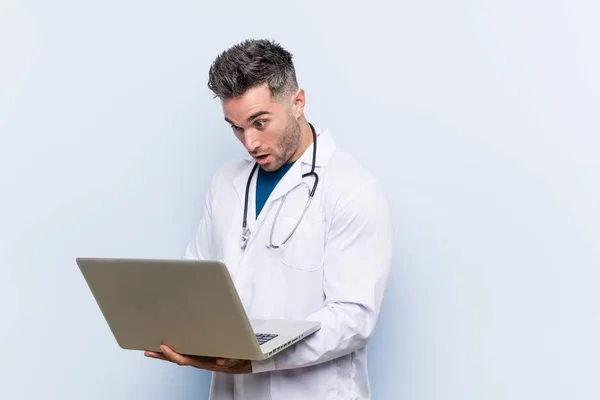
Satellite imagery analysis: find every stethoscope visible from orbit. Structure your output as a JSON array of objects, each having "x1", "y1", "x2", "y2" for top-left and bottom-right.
[{"x1": 240, "y1": 123, "x2": 319, "y2": 250}]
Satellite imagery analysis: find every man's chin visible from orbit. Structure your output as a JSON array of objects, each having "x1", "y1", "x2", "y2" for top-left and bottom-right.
[{"x1": 260, "y1": 163, "x2": 279, "y2": 172}]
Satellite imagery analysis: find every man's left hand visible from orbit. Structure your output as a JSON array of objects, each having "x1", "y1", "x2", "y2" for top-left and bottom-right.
[{"x1": 145, "y1": 345, "x2": 252, "y2": 374}]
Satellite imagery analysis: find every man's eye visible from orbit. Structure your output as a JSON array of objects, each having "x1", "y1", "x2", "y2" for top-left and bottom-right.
[
  {"x1": 231, "y1": 125, "x2": 243, "y2": 132},
  {"x1": 255, "y1": 120, "x2": 266, "y2": 129}
]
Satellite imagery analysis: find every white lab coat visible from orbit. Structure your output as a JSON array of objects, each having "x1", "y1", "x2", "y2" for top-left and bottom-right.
[{"x1": 185, "y1": 127, "x2": 393, "y2": 399}]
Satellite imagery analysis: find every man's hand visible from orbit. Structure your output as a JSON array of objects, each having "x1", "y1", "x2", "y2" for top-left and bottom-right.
[{"x1": 145, "y1": 345, "x2": 252, "y2": 374}]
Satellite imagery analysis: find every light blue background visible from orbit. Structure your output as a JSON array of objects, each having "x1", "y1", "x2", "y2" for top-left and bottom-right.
[{"x1": 1, "y1": 1, "x2": 599, "y2": 399}]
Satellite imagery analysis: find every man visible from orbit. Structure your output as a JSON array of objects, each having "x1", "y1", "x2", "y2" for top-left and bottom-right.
[{"x1": 145, "y1": 39, "x2": 393, "y2": 399}]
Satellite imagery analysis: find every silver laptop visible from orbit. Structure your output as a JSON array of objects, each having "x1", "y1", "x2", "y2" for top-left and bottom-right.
[{"x1": 76, "y1": 257, "x2": 321, "y2": 361}]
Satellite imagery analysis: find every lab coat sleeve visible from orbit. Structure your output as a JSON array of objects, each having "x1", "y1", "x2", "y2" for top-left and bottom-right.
[
  {"x1": 185, "y1": 172, "x2": 218, "y2": 261},
  {"x1": 251, "y1": 179, "x2": 393, "y2": 373}
]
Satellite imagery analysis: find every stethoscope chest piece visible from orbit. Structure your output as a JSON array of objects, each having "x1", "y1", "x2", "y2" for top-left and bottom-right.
[{"x1": 240, "y1": 227, "x2": 251, "y2": 249}]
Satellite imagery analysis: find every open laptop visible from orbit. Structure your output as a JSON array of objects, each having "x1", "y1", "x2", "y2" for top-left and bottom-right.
[{"x1": 76, "y1": 257, "x2": 321, "y2": 361}]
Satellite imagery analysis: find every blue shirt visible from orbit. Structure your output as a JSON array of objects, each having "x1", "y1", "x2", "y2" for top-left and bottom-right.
[{"x1": 256, "y1": 162, "x2": 295, "y2": 217}]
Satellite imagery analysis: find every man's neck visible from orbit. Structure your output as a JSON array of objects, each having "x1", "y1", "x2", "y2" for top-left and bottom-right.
[{"x1": 289, "y1": 117, "x2": 314, "y2": 162}]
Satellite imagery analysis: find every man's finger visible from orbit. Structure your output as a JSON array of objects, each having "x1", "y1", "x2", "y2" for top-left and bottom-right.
[
  {"x1": 216, "y1": 358, "x2": 225, "y2": 366},
  {"x1": 144, "y1": 350, "x2": 166, "y2": 360},
  {"x1": 160, "y1": 345, "x2": 189, "y2": 366}
]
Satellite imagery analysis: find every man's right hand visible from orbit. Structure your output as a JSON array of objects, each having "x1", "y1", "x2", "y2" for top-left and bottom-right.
[{"x1": 145, "y1": 345, "x2": 252, "y2": 374}]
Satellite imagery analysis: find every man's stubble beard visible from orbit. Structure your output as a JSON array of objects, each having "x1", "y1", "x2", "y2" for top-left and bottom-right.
[{"x1": 271, "y1": 115, "x2": 302, "y2": 171}]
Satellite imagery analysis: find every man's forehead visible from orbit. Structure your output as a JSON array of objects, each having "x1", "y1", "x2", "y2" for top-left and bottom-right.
[{"x1": 222, "y1": 85, "x2": 280, "y2": 122}]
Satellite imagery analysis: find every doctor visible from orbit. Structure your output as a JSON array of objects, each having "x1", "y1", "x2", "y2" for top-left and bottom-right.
[{"x1": 145, "y1": 39, "x2": 394, "y2": 399}]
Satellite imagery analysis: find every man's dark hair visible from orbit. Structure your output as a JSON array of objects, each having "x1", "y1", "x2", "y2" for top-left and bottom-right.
[{"x1": 208, "y1": 39, "x2": 298, "y2": 100}]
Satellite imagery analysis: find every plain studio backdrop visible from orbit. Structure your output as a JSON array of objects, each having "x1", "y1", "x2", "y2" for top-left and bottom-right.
[{"x1": 1, "y1": 1, "x2": 598, "y2": 399}]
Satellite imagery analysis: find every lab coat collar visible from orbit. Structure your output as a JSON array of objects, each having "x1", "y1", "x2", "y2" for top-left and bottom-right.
[
  {"x1": 297, "y1": 125, "x2": 336, "y2": 168},
  {"x1": 233, "y1": 160, "x2": 258, "y2": 222}
]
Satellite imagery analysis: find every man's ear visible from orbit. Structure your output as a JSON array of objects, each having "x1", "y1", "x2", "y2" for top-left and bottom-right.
[{"x1": 291, "y1": 89, "x2": 306, "y2": 119}]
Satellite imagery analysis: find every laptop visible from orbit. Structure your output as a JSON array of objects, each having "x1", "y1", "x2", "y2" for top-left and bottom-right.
[{"x1": 76, "y1": 257, "x2": 321, "y2": 361}]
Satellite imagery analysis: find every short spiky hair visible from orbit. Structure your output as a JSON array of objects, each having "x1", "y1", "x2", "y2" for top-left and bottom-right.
[{"x1": 207, "y1": 39, "x2": 298, "y2": 100}]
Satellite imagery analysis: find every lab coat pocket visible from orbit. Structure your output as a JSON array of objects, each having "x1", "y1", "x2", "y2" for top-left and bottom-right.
[{"x1": 277, "y1": 213, "x2": 325, "y2": 272}]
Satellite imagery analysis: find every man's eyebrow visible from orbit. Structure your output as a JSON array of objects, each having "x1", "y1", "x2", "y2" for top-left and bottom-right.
[
  {"x1": 246, "y1": 111, "x2": 271, "y2": 122},
  {"x1": 225, "y1": 111, "x2": 271, "y2": 127}
]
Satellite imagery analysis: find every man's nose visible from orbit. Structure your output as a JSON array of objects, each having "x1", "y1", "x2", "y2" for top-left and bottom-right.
[{"x1": 244, "y1": 131, "x2": 260, "y2": 153}]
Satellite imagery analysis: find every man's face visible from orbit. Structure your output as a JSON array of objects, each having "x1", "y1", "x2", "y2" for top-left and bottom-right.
[{"x1": 222, "y1": 84, "x2": 302, "y2": 172}]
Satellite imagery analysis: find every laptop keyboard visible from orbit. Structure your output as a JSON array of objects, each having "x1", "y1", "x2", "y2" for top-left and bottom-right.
[{"x1": 255, "y1": 333, "x2": 278, "y2": 345}]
